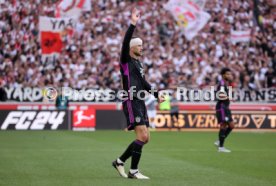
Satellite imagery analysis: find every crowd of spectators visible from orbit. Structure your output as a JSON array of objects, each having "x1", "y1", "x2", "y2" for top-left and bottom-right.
[{"x1": 0, "y1": 0, "x2": 275, "y2": 92}]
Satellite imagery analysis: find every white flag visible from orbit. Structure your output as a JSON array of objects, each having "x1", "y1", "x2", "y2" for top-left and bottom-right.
[
  {"x1": 39, "y1": 16, "x2": 76, "y2": 62},
  {"x1": 192, "y1": 0, "x2": 207, "y2": 9},
  {"x1": 164, "y1": 0, "x2": 210, "y2": 40},
  {"x1": 55, "y1": 0, "x2": 91, "y2": 19},
  {"x1": 230, "y1": 30, "x2": 251, "y2": 43}
]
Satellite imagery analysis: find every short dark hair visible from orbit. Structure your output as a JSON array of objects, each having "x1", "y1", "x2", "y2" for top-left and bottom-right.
[{"x1": 221, "y1": 67, "x2": 231, "y2": 75}]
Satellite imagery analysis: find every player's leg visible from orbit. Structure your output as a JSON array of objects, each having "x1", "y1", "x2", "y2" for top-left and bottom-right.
[
  {"x1": 128, "y1": 125, "x2": 150, "y2": 179},
  {"x1": 225, "y1": 122, "x2": 234, "y2": 137},
  {"x1": 112, "y1": 102, "x2": 132, "y2": 178},
  {"x1": 118, "y1": 126, "x2": 151, "y2": 166},
  {"x1": 128, "y1": 101, "x2": 150, "y2": 179},
  {"x1": 218, "y1": 112, "x2": 234, "y2": 152},
  {"x1": 225, "y1": 109, "x2": 234, "y2": 138},
  {"x1": 218, "y1": 109, "x2": 234, "y2": 150},
  {"x1": 215, "y1": 108, "x2": 224, "y2": 147},
  {"x1": 218, "y1": 122, "x2": 227, "y2": 148},
  {"x1": 217, "y1": 122, "x2": 231, "y2": 152},
  {"x1": 216, "y1": 107, "x2": 231, "y2": 152},
  {"x1": 129, "y1": 125, "x2": 149, "y2": 169}
]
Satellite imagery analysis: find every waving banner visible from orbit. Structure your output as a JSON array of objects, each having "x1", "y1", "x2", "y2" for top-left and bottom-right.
[
  {"x1": 230, "y1": 30, "x2": 251, "y2": 43},
  {"x1": 192, "y1": 0, "x2": 207, "y2": 9},
  {"x1": 55, "y1": 0, "x2": 91, "y2": 19},
  {"x1": 39, "y1": 16, "x2": 76, "y2": 62},
  {"x1": 164, "y1": 0, "x2": 210, "y2": 40}
]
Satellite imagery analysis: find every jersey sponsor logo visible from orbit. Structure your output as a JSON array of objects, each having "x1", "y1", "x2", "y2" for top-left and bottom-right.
[
  {"x1": 139, "y1": 67, "x2": 144, "y2": 77},
  {"x1": 135, "y1": 60, "x2": 145, "y2": 78},
  {"x1": 0, "y1": 111, "x2": 66, "y2": 130}
]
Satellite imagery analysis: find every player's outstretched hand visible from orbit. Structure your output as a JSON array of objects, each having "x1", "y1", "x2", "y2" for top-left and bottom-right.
[{"x1": 131, "y1": 8, "x2": 140, "y2": 26}]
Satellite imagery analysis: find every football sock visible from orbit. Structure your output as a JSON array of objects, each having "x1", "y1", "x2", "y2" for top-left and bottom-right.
[
  {"x1": 130, "y1": 140, "x2": 144, "y2": 170},
  {"x1": 119, "y1": 141, "x2": 135, "y2": 162}
]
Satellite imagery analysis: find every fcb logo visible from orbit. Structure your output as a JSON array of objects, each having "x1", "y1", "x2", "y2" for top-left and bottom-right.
[
  {"x1": 225, "y1": 117, "x2": 229, "y2": 122},
  {"x1": 135, "y1": 117, "x2": 141, "y2": 123}
]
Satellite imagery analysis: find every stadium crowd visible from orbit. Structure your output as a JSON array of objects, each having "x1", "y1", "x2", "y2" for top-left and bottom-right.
[{"x1": 0, "y1": 0, "x2": 275, "y2": 92}]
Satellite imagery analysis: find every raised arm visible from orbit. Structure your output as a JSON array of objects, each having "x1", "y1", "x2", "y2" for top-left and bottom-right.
[{"x1": 120, "y1": 8, "x2": 140, "y2": 64}]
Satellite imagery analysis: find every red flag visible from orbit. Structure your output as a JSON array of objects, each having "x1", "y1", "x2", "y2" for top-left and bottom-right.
[{"x1": 40, "y1": 32, "x2": 63, "y2": 54}]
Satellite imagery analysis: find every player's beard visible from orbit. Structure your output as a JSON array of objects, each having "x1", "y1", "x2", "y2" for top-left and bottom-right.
[
  {"x1": 134, "y1": 51, "x2": 142, "y2": 57},
  {"x1": 223, "y1": 76, "x2": 231, "y2": 82},
  {"x1": 225, "y1": 77, "x2": 232, "y2": 82}
]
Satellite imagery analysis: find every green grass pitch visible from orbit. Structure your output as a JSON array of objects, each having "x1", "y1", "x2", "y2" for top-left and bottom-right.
[{"x1": 0, "y1": 131, "x2": 275, "y2": 186}]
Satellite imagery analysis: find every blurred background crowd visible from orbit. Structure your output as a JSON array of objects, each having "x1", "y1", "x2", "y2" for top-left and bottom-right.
[{"x1": 0, "y1": 0, "x2": 275, "y2": 92}]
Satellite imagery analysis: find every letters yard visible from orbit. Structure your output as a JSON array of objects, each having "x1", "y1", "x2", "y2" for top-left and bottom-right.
[{"x1": 0, "y1": 131, "x2": 275, "y2": 186}]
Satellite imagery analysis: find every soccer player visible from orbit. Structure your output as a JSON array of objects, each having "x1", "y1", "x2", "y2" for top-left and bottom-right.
[
  {"x1": 214, "y1": 68, "x2": 235, "y2": 153},
  {"x1": 112, "y1": 8, "x2": 160, "y2": 179}
]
